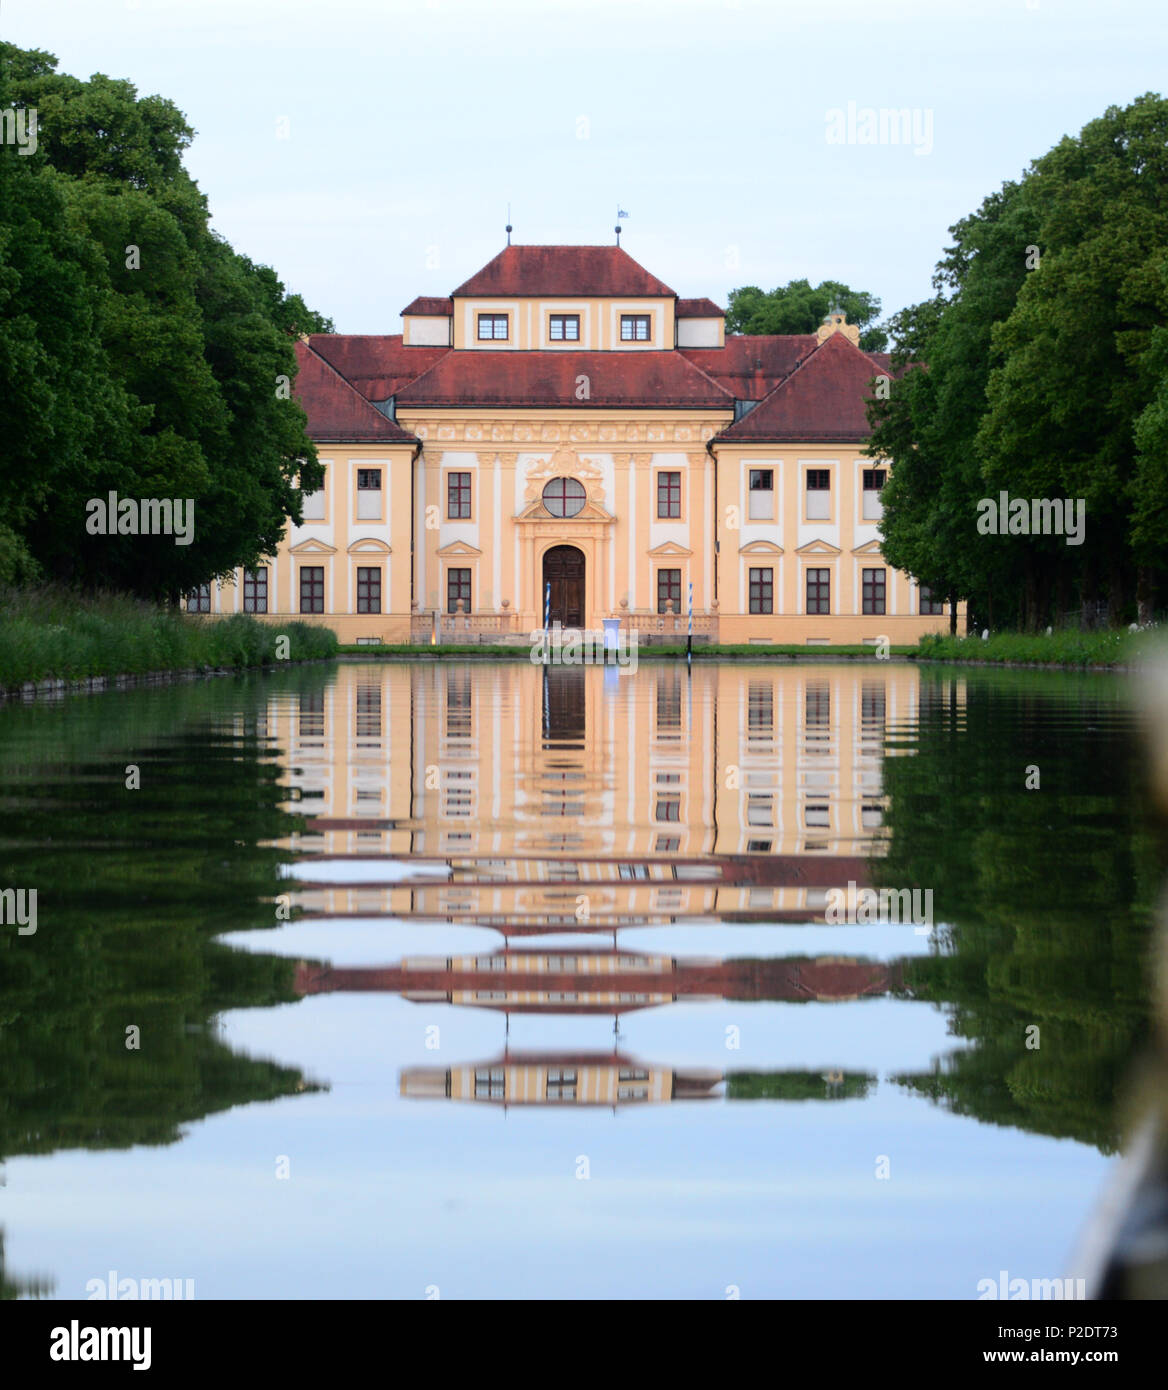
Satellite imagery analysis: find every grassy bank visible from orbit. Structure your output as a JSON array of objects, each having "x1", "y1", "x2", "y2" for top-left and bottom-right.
[
  {"x1": 0, "y1": 588, "x2": 338, "y2": 689},
  {"x1": 915, "y1": 629, "x2": 1147, "y2": 668}
]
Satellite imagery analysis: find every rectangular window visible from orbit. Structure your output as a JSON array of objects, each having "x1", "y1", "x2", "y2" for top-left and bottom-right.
[
  {"x1": 474, "y1": 1067, "x2": 505, "y2": 1099},
  {"x1": 749, "y1": 567, "x2": 773, "y2": 615},
  {"x1": 300, "y1": 465, "x2": 325, "y2": 521},
  {"x1": 356, "y1": 683, "x2": 381, "y2": 740},
  {"x1": 298, "y1": 690, "x2": 324, "y2": 741},
  {"x1": 806, "y1": 567, "x2": 830, "y2": 614},
  {"x1": 748, "y1": 468, "x2": 774, "y2": 521},
  {"x1": 447, "y1": 567, "x2": 471, "y2": 614},
  {"x1": 920, "y1": 585, "x2": 945, "y2": 615},
  {"x1": 805, "y1": 687, "x2": 830, "y2": 722},
  {"x1": 446, "y1": 669, "x2": 471, "y2": 739},
  {"x1": 357, "y1": 566, "x2": 382, "y2": 614},
  {"x1": 357, "y1": 468, "x2": 382, "y2": 520},
  {"x1": 546, "y1": 1068, "x2": 577, "y2": 1100},
  {"x1": 185, "y1": 584, "x2": 210, "y2": 613},
  {"x1": 655, "y1": 796, "x2": 681, "y2": 822},
  {"x1": 862, "y1": 567, "x2": 886, "y2": 615},
  {"x1": 656, "y1": 671, "x2": 682, "y2": 733},
  {"x1": 862, "y1": 682, "x2": 886, "y2": 727},
  {"x1": 748, "y1": 681, "x2": 774, "y2": 736},
  {"x1": 806, "y1": 468, "x2": 831, "y2": 520},
  {"x1": 620, "y1": 314, "x2": 651, "y2": 341},
  {"x1": 243, "y1": 568, "x2": 267, "y2": 614},
  {"x1": 657, "y1": 471, "x2": 681, "y2": 518},
  {"x1": 447, "y1": 472, "x2": 471, "y2": 519},
  {"x1": 657, "y1": 568, "x2": 682, "y2": 614},
  {"x1": 862, "y1": 467, "x2": 886, "y2": 520},
  {"x1": 299, "y1": 567, "x2": 324, "y2": 614},
  {"x1": 477, "y1": 314, "x2": 508, "y2": 340},
  {"x1": 549, "y1": 314, "x2": 579, "y2": 341}
]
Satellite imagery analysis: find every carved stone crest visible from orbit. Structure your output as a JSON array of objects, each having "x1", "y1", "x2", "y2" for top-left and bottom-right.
[{"x1": 523, "y1": 446, "x2": 605, "y2": 505}]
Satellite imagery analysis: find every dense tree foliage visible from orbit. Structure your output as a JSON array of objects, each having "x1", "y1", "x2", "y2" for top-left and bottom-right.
[
  {"x1": 0, "y1": 670, "x2": 328, "y2": 1170},
  {"x1": 873, "y1": 670, "x2": 1160, "y2": 1151},
  {"x1": 726, "y1": 278, "x2": 887, "y2": 351},
  {"x1": 868, "y1": 94, "x2": 1168, "y2": 630},
  {"x1": 0, "y1": 44, "x2": 331, "y2": 599}
]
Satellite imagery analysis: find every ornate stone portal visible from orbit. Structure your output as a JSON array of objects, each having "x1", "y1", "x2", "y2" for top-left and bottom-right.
[{"x1": 515, "y1": 447, "x2": 614, "y2": 624}]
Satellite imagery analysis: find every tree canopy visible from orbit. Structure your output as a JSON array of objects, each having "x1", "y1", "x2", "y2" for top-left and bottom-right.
[
  {"x1": 726, "y1": 278, "x2": 887, "y2": 351},
  {"x1": 0, "y1": 43, "x2": 332, "y2": 599},
  {"x1": 868, "y1": 93, "x2": 1168, "y2": 629}
]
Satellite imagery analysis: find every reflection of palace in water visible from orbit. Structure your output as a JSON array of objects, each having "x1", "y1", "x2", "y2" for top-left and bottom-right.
[
  {"x1": 399, "y1": 1053, "x2": 877, "y2": 1109},
  {"x1": 256, "y1": 662, "x2": 955, "y2": 1113},
  {"x1": 293, "y1": 951, "x2": 903, "y2": 1015},
  {"x1": 262, "y1": 662, "x2": 961, "y2": 926},
  {"x1": 401, "y1": 1052, "x2": 719, "y2": 1107}
]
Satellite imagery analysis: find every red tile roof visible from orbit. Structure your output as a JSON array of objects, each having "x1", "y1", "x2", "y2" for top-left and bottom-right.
[
  {"x1": 395, "y1": 350, "x2": 733, "y2": 409},
  {"x1": 401, "y1": 296, "x2": 452, "y2": 316},
  {"x1": 293, "y1": 342, "x2": 418, "y2": 443},
  {"x1": 715, "y1": 332, "x2": 888, "y2": 443},
  {"x1": 681, "y1": 335, "x2": 816, "y2": 400},
  {"x1": 676, "y1": 297, "x2": 724, "y2": 318},
  {"x1": 306, "y1": 334, "x2": 449, "y2": 401},
  {"x1": 451, "y1": 245, "x2": 676, "y2": 298}
]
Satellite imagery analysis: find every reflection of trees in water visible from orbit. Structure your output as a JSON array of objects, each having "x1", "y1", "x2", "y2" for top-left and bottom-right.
[
  {"x1": 0, "y1": 1228, "x2": 54, "y2": 1301},
  {"x1": 874, "y1": 670, "x2": 1160, "y2": 1154},
  {"x1": 726, "y1": 1071, "x2": 875, "y2": 1102},
  {"x1": 0, "y1": 669, "x2": 329, "y2": 1164}
]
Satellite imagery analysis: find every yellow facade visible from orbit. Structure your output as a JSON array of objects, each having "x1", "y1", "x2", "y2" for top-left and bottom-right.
[
  {"x1": 201, "y1": 244, "x2": 955, "y2": 644},
  {"x1": 445, "y1": 294, "x2": 677, "y2": 352}
]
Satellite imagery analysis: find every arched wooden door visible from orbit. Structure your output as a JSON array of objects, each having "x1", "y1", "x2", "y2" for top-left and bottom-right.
[{"x1": 542, "y1": 545, "x2": 585, "y2": 628}]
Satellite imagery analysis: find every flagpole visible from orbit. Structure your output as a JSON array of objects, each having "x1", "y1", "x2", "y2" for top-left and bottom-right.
[{"x1": 544, "y1": 580, "x2": 551, "y2": 666}]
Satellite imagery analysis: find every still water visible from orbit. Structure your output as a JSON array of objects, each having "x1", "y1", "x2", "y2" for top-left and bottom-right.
[{"x1": 0, "y1": 660, "x2": 1159, "y2": 1299}]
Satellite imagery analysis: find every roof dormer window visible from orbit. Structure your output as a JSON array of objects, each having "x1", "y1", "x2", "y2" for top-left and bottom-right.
[
  {"x1": 620, "y1": 314, "x2": 651, "y2": 342},
  {"x1": 477, "y1": 313, "x2": 509, "y2": 341}
]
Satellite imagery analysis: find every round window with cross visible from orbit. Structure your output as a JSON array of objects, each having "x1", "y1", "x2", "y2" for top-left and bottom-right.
[{"x1": 542, "y1": 477, "x2": 586, "y2": 518}]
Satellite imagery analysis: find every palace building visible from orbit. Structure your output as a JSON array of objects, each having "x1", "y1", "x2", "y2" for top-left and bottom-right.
[{"x1": 195, "y1": 242, "x2": 951, "y2": 644}]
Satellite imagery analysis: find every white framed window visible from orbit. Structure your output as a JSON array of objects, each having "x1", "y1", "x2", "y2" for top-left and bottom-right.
[
  {"x1": 806, "y1": 468, "x2": 831, "y2": 521},
  {"x1": 301, "y1": 464, "x2": 326, "y2": 521},
  {"x1": 748, "y1": 468, "x2": 774, "y2": 520},
  {"x1": 477, "y1": 314, "x2": 508, "y2": 340},
  {"x1": 357, "y1": 468, "x2": 382, "y2": 520},
  {"x1": 862, "y1": 467, "x2": 886, "y2": 520},
  {"x1": 620, "y1": 314, "x2": 651, "y2": 341}
]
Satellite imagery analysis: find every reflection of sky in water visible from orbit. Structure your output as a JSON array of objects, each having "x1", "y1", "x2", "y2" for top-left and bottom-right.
[
  {"x1": 280, "y1": 861, "x2": 452, "y2": 882},
  {"x1": 7, "y1": 989, "x2": 1106, "y2": 1299},
  {"x1": 219, "y1": 920, "x2": 936, "y2": 965},
  {"x1": 0, "y1": 663, "x2": 1148, "y2": 1299}
]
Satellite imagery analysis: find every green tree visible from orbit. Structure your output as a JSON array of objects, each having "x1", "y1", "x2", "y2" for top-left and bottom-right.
[
  {"x1": 869, "y1": 93, "x2": 1168, "y2": 630},
  {"x1": 868, "y1": 182, "x2": 1039, "y2": 630},
  {"x1": 726, "y1": 278, "x2": 887, "y2": 351},
  {"x1": 873, "y1": 669, "x2": 1159, "y2": 1152},
  {"x1": 0, "y1": 42, "x2": 330, "y2": 600},
  {"x1": 977, "y1": 94, "x2": 1168, "y2": 626}
]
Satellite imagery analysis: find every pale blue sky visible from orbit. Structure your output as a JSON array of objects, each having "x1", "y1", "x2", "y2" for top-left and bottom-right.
[{"x1": 6, "y1": 0, "x2": 1165, "y2": 334}]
